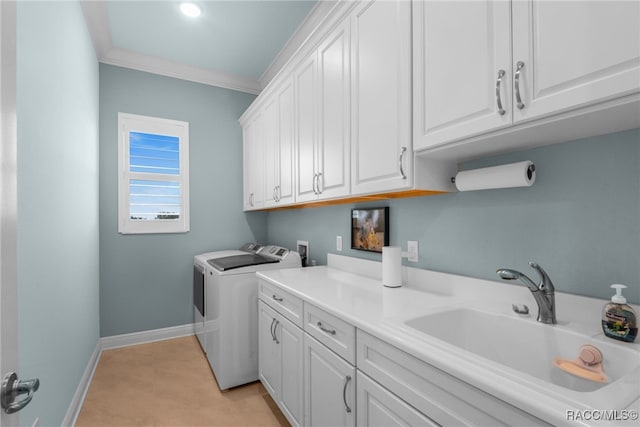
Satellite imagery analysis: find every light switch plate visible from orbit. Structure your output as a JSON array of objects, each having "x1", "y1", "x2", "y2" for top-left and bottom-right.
[
  {"x1": 407, "y1": 241, "x2": 418, "y2": 262},
  {"x1": 336, "y1": 235, "x2": 343, "y2": 251}
]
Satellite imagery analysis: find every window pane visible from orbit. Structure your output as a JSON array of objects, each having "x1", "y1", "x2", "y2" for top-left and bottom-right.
[
  {"x1": 129, "y1": 180, "x2": 181, "y2": 221},
  {"x1": 129, "y1": 131, "x2": 180, "y2": 175}
]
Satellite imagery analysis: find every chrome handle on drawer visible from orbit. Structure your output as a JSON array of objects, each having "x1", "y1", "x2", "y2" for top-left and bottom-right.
[
  {"x1": 399, "y1": 147, "x2": 407, "y2": 179},
  {"x1": 317, "y1": 321, "x2": 336, "y2": 336},
  {"x1": 343, "y1": 375, "x2": 352, "y2": 413},
  {"x1": 272, "y1": 294, "x2": 283, "y2": 302},
  {"x1": 495, "y1": 69, "x2": 506, "y2": 116},
  {"x1": 515, "y1": 61, "x2": 525, "y2": 109}
]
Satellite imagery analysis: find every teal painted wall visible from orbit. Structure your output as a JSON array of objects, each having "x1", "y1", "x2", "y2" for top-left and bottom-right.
[
  {"x1": 99, "y1": 64, "x2": 265, "y2": 337},
  {"x1": 17, "y1": 1, "x2": 100, "y2": 425},
  {"x1": 267, "y1": 129, "x2": 640, "y2": 304}
]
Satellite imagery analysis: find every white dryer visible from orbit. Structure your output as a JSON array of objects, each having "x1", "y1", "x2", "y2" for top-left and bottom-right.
[{"x1": 193, "y1": 243, "x2": 300, "y2": 390}]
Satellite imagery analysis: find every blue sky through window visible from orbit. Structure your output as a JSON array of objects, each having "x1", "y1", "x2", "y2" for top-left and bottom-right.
[
  {"x1": 129, "y1": 131, "x2": 181, "y2": 220},
  {"x1": 129, "y1": 131, "x2": 180, "y2": 175}
]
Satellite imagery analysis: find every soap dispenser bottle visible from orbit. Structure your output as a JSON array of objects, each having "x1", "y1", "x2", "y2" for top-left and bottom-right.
[{"x1": 602, "y1": 284, "x2": 637, "y2": 343}]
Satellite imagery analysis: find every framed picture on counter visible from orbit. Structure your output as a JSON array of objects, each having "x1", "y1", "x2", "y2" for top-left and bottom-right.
[{"x1": 351, "y1": 207, "x2": 389, "y2": 253}]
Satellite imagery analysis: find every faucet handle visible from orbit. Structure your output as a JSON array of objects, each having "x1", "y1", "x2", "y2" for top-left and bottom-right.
[{"x1": 528, "y1": 262, "x2": 554, "y2": 293}]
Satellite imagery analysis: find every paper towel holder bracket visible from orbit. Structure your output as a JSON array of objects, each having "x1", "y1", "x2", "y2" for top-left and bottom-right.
[{"x1": 450, "y1": 163, "x2": 535, "y2": 184}]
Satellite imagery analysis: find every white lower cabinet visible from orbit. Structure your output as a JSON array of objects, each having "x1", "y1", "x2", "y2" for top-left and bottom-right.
[
  {"x1": 258, "y1": 300, "x2": 304, "y2": 427},
  {"x1": 304, "y1": 333, "x2": 356, "y2": 427},
  {"x1": 356, "y1": 371, "x2": 437, "y2": 427}
]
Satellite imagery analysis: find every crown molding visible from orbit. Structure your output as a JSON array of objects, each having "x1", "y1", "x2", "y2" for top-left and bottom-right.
[
  {"x1": 80, "y1": 0, "x2": 260, "y2": 94},
  {"x1": 101, "y1": 47, "x2": 261, "y2": 94}
]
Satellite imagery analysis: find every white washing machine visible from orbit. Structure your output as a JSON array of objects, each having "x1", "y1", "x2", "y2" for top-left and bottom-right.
[{"x1": 193, "y1": 243, "x2": 301, "y2": 390}]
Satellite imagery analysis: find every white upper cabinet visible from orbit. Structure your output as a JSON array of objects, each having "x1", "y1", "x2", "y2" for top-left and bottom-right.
[
  {"x1": 294, "y1": 54, "x2": 319, "y2": 203},
  {"x1": 242, "y1": 112, "x2": 265, "y2": 210},
  {"x1": 511, "y1": 0, "x2": 640, "y2": 122},
  {"x1": 351, "y1": 0, "x2": 413, "y2": 195},
  {"x1": 413, "y1": 0, "x2": 512, "y2": 150},
  {"x1": 413, "y1": 0, "x2": 640, "y2": 152},
  {"x1": 264, "y1": 79, "x2": 295, "y2": 208},
  {"x1": 295, "y1": 21, "x2": 351, "y2": 203}
]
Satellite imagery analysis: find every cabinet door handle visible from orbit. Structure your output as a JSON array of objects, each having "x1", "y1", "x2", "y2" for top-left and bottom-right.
[
  {"x1": 312, "y1": 173, "x2": 318, "y2": 195},
  {"x1": 342, "y1": 375, "x2": 352, "y2": 413},
  {"x1": 273, "y1": 320, "x2": 280, "y2": 344},
  {"x1": 399, "y1": 147, "x2": 407, "y2": 179},
  {"x1": 317, "y1": 172, "x2": 323, "y2": 194},
  {"x1": 272, "y1": 294, "x2": 283, "y2": 302},
  {"x1": 515, "y1": 61, "x2": 525, "y2": 110},
  {"x1": 249, "y1": 193, "x2": 254, "y2": 207},
  {"x1": 276, "y1": 185, "x2": 280, "y2": 202},
  {"x1": 273, "y1": 186, "x2": 277, "y2": 202},
  {"x1": 270, "y1": 318, "x2": 277, "y2": 341},
  {"x1": 495, "y1": 69, "x2": 506, "y2": 116},
  {"x1": 317, "y1": 321, "x2": 336, "y2": 336}
]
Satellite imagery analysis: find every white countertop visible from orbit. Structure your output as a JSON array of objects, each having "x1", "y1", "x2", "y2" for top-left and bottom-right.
[{"x1": 257, "y1": 256, "x2": 640, "y2": 427}]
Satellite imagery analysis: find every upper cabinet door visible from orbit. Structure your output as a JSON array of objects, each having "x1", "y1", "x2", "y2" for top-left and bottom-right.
[
  {"x1": 243, "y1": 113, "x2": 265, "y2": 211},
  {"x1": 351, "y1": 0, "x2": 412, "y2": 195},
  {"x1": 512, "y1": 0, "x2": 640, "y2": 122},
  {"x1": 317, "y1": 20, "x2": 351, "y2": 200},
  {"x1": 413, "y1": 0, "x2": 512, "y2": 151},
  {"x1": 277, "y1": 79, "x2": 295, "y2": 206},
  {"x1": 294, "y1": 55, "x2": 319, "y2": 203},
  {"x1": 263, "y1": 97, "x2": 279, "y2": 208}
]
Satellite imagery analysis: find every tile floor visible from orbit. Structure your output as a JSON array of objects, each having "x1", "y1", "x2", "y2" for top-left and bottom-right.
[{"x1": 75, "y1": 336, "x2": 289, "y2": 427}]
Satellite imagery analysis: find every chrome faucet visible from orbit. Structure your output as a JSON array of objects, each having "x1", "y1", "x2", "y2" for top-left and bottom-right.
[{"x1": 496, "y1": 262, "x2": 557, "y2": 324}]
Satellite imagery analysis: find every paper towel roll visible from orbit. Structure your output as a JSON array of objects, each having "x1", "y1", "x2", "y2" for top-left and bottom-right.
[
  {"x1": 454, "y1": 160, "x2": 536, "y2": 191},
  {"x1": 382, "y1": 246, "x2": 402, "y2": 288}
]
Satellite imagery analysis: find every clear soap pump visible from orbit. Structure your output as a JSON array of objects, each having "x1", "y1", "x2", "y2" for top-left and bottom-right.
[{"x1": 601, "y1": 284, "x2": 637, "y2": 343}]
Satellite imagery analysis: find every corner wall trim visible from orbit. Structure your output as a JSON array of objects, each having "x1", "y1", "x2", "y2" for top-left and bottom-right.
[
  {"x1": 101, "y1": 323, "x2": 195, "y2": 350},
  {"x1": 62, "y1": 340, "x2": 102, "y2": 427}
]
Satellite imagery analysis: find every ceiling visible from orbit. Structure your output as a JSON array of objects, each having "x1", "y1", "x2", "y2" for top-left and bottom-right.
[{"x1": 81, "y1": 1, "x2": 321, "y2": 94}]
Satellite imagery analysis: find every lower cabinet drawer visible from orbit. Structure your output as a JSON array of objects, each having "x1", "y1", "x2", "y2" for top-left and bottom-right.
[
  {"x1": 259, "y1": 279, "x2": 303, "y2": 327},
  {"x1": 304, "y1": 302, "x2": 356, "y2": 364},
  {"x1": 357, "y1": 370, "x2": 438, "y2": 427},
  {"x1": 356, "y1": 330, "x2": 551, "y2": 427}
]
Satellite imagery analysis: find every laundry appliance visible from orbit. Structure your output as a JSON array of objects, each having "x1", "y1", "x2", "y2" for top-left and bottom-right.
[{"x1": 193, "y1": 243, "x2": 301, "y2": 390}]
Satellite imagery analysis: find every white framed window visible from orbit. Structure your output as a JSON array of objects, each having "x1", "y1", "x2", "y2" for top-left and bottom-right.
[{"x1": 118, "y1": 113, "x2": 190, "y2": 234}]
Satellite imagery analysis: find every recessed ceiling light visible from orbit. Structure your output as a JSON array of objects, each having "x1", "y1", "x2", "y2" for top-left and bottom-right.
[{"x1": 180, "y1": 2, "x2": 201, "y2": 18}]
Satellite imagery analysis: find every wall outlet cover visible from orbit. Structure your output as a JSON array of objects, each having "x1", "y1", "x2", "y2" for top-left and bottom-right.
[
  {"x1": 336, "y1": 235, "x2": 343, "y2": 251},
  {"x1": 407, "y1": 241, "x2": 419, "y2": 262}
]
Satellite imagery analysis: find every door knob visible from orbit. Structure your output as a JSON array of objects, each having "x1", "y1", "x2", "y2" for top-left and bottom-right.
[{"x1": 1, "y1": 372, "x2": 40, "y2": 414}]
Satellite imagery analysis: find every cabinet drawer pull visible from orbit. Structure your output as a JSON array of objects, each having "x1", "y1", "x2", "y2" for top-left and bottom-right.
[
  {"x1": 343, "y1": 375, "x2": 352, "y2": 413},
  {"x1": 495, "y1": 69, "x2": 506, "y2": 116},
  {"x1": 317, "y1": 321, "x2": 336, "y2": 335},
  {"x1": 399, "y1": 147, "x2": 407, "y2": 179},
  {"x1": 515, "y1": 61, "x2": 525, "y2": 110},
  {"x1": 272, "y1": 294, "x2": 283, "y2": 302}
]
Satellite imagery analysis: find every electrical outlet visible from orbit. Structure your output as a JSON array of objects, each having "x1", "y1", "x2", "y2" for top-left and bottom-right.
[
  {"x1": 407, "y1": 241, "x2": 419, "y2": 262},
  {"x1": 336, "y1": 235, "x2": 343, "y2": 251}
]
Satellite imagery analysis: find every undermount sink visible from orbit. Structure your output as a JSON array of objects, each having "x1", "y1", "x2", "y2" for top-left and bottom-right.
[{"x1": 404, "y1": 308, "x2": 640, "y2": 394}]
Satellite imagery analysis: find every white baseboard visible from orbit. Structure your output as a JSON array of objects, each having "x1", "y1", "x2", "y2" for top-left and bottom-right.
[
  {"x1": 62, "y1": 340, "x2": 102, "y2": 427},
  {"x1": 101, "y1": 323, "x2": 195, "y2": 350}
]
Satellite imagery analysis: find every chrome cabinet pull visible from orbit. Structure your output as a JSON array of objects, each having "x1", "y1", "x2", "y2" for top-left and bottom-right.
[
  {"x1": 317, "y1": 321, "x2": 336, "y2": 335},
  {"x1": 342, "y1": 375, "x2": 352, "y2": 413},
  {"x1": 270, "y1": 318, "x2": 277, "y2": 341},
  {"x1": 272, "y1": 294, "x2": 283, "y2": 302},
  {"x1": 317, "y1": 172, "x2": 323, "y2": 194},
  {"x1": 515, "y1": 61, "x2": 525, "y2": 109},
  {"x1": 249, "y1": 193, "x2": 254, "y2": 207},
  {"x1": 276, "y1": 185, "x2": 281, "y2": 202},
  {"x1": 399, "y1": 147, "x2": 407, "y2": 179},
  {"x1": 312, "y1": 173, "x2": 318, "y2": 194},
  {"x1": 496, "y1": 69, "x2": 506, "y2": 115},
  {"x1": 273, "y1": 320, "x2": 280, "y2": 344}
]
